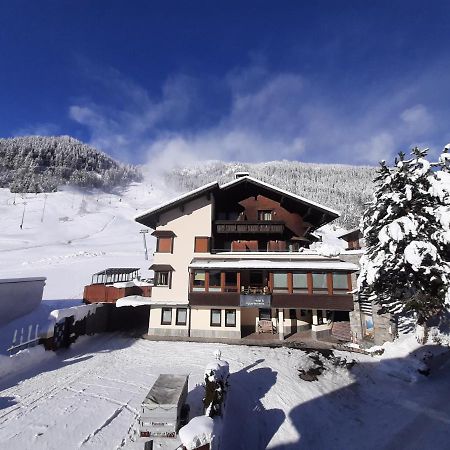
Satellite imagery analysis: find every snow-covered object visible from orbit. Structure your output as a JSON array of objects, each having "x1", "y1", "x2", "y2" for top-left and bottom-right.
[
  {"x1": 115, "y1": 295, "x2": 153, "y2": 307},
  {"x1": 49, "y1": 303, "x2": 102, "y2": 324},
  {"x1": 178, "y1": 415, "x2": 215, "y2": 450},
  {"x1": 358, "y1": 148, "x2": 450, "y2": 322},
  {"x1": 205, "y1": 359, "x2": 230, "y2": 384},
  {"x1": 314, "y1": 243, "x2": 342, "y2": 257},
  {"x1": 404, "y1": 241, "x2": 438, "y2": 272}
]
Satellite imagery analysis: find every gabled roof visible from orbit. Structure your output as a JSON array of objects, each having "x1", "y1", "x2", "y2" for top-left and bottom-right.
[{"x1": 135, "y1": 176, "x2": 340, "y2": 229}]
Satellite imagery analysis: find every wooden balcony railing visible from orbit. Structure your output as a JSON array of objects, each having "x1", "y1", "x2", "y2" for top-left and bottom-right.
[{"x1": 214, "y1": 220, "x2": 285, "y2": 234}]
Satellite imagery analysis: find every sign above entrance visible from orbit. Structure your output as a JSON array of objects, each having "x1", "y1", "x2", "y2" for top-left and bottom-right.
[{"x1": 240, "y1": 294, "x2": 271, "y2": 308}]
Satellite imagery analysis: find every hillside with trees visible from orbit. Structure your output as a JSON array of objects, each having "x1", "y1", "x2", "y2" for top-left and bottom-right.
[
  {"x1": 0, "y1": 135, "x2": 142, "y2": 192},
  {"x1": 166, "y1": 160, "x2": 376, "y2": 228}
]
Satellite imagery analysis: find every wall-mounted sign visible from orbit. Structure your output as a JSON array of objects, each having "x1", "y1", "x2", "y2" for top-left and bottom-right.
[{"x1": 240, "y1": 294, "x2": 271, "y2": 308}]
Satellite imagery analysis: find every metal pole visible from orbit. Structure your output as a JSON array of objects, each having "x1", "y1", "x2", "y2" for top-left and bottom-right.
[
  {"x1": 41, "y1": 194, "x2": 47, "y2": 223},
  {"x1": 20, "y1": 202, "x2": 27, "y2": 229},
  {"x1": 140, "y1": 229, "x2": 149, "y2": 260}
]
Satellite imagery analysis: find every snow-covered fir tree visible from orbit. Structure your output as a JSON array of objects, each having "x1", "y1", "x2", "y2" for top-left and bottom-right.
[{"x1": 358, "y1": 147, "x2": 450, "y2": 337}]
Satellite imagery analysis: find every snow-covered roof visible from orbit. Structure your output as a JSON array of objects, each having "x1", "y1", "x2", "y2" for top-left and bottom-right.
[
  {"x1": 0, "y1": 277, "x2": 46, "y2": 284},
  {"x1": 189, "y1": 258, "x2": 358, "y2": 271},
  {"x1": 135, "y1": 175, "x2": 340, "y2": 229},
  {"x1": 134, "y1": 181, "x2": 218, "y2": 223}
]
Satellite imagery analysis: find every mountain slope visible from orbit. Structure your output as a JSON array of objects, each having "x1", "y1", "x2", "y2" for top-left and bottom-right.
[
  {"x1": 165, "y1": 160, "x2": 376, "y2": 228},
  {"x1": 0, "y1": 135, "x2": 141, "y2": 192}
]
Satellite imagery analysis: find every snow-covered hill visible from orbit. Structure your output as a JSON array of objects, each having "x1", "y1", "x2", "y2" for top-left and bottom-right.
[{"x1": 0, "y1": 182, "x2": 172, "y2": 299}]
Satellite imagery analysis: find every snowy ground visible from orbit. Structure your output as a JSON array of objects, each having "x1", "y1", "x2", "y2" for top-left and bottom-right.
[
  {"x1": 2, "y1": 183, "x2": 450, "y2": 449},
  {"x1": 1, "y1": 333, "x2": 450, "y2": 450}
]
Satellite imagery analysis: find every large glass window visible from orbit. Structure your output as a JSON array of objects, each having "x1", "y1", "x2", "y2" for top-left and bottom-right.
[
  {"x1": 333, "y1": 273, "x2": 349, "y2": 294},
  {"x1": 293, "y1": 273, "x2": 308, "y2": 293},
  {"x1": 312, "y1": 273, "x2": 328, "y2": 292},
  {"x1": 161, "y1": 308, "x2": 172, "y2": 325},
  {"x1": 225, "y1": 309, "x2": 236, "y2": 327},
  {"x1": 209, "y1": 270, "x2": 221, "y2": 292},
  {"x1": 192, "y1": 270, "x2": 206, "y2": 291},
  {"x1": 176, "y1": 308, "x2": 187, "y2": 325},
  {"x1": 224, "y1": 272, "x2": 237, "y2": 292},
  {"x1": 273, "y1": 272, "x2": 288, "y2": 292},
  {"x1": 210, "y1": 309, "x2": 221, "y2": 327}
]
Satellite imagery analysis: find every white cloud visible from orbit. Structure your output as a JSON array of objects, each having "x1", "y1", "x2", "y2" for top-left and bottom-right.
[{"x1": 67, "y1": 61, "x2": 443, "y2": 169}]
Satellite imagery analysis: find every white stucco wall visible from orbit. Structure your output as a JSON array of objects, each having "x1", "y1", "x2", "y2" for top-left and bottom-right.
[
  {"x1": 0, "y1": 277, "x2": 46, "y2": 326},
  {"x1": 150, "y1": 195, "x2": 212, "y2": 304}
]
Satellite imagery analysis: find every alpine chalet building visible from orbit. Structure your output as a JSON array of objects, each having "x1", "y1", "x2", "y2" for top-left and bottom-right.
[{"x1": 135, "y1": 173, "x2": 358, "y2": 341}]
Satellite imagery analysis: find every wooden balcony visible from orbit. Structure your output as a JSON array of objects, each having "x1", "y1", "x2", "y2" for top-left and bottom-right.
[{"x1": 214, "y1": 220, "x2": 285, "y2": 234}]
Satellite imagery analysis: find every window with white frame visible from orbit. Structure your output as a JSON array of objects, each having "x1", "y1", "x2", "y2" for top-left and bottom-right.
[
  {"x1": 161, "y1": 308, "x2": 172, "y2": 325},
  {"x1": 225, "y1": 309, "x2": 236, "y2": 327},
  {"x1": 176, "y1": 308, "x2": 187, "y2": 325},
  {"x1": 210, "y1": 309, "x2": 221, "y2": 327}
]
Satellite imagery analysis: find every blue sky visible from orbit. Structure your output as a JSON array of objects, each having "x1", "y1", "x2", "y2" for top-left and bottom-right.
[{"x1": 1, "y1": 1, "x2": 450, "y2": 167}]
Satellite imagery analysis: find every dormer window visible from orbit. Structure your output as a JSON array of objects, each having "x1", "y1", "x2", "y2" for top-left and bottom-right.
[
  {"x1": 258, "y1": 210, "x2": 273, "y2": 221},
  {"x1": 149, "y1": 264, "x2": 174, "y2": 288}
]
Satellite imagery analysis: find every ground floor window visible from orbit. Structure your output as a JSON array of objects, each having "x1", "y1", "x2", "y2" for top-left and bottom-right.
[
  {"x1": 225, "y1": 309, "x2": 236, "y2": 327},
  {"x1": 210, "y1": 309, "x2": 221, "y2": 327},
  {"x1": 289, "y1": 309, "x2": 297, "y2": 319},
  {"x1": 161, "y1": 308, "x2": 172, "y2": 325},
  {"x1": 259, "y1": 308, "x2": 271, "y2": 321},
  {"x1": 176, "y1": 308, "x2": 187, "y2": 325}
]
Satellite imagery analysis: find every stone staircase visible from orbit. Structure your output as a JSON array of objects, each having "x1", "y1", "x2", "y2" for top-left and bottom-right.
[{"x1": 331, "y1": 321, "x2": 351, "y2": 342}]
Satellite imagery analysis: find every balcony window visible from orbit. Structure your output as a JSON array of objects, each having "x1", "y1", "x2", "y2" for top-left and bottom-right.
[
  {"x1": 312, "y1": 273, "x2": 328, "y2": 293},
  {"x1": 210, "y1": 309, "x2": 221, "y2": 327},
  {"x1": 293, "y1": 273, "x2": 308, "y2": 293},
  {"x1": 225, "y1": 309, "x2": 236, "y2": 327},
  {"x1": 193, "y1": 270, "x2": 206, "y2": 291},
  {"x1": 209, "y1": 270, "x2": 221, "y2": 292},
  {"x1": 258, "y1": 210, "x2": 273, "y2": 221},
  {"x1": 333, "y1": 273, "x2": 349, "y2": 294},
  {"x1": 176, "y1": 308, "x2": 187, "y2": 325},
  {"x1": 273, "y1": 272, "x2": 288, "y2": 292},
  {"x1": 161, "y1": 308, "x2": 172, "y2": 325},
  {"x1": 224, "y1": 272, "x2": 238, "y2": 292}
]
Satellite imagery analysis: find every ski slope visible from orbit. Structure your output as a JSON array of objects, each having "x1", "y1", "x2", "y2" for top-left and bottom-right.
[{"x1": 0, "y1": 182, "x2": 173, "y2": 300}]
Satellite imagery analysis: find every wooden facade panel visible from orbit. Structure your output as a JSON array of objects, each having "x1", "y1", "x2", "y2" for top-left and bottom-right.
[
  {"x1": 194, "y1": 236, "x2": 210, "y2": 253},
  {"x1": 156, "y1": 236, "x2": 173, "y2": 253},
  {"x1": 189, "y1": 292, "x2": 240, "y2": 307},
  {"x1": 83, "y1": 284, "x2": 152, "y2": 304},
  {"x1": 272, "y1": 293, "x2": 354, "y2": 311}
]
